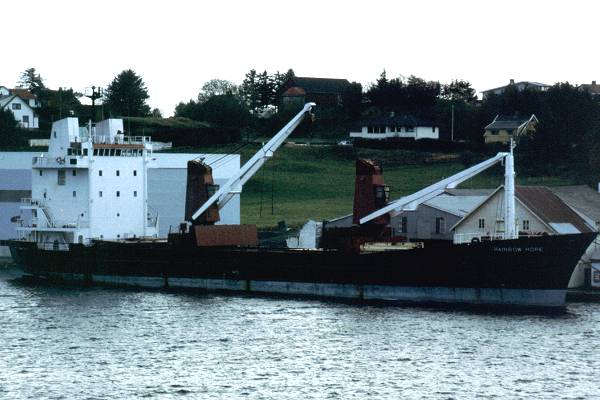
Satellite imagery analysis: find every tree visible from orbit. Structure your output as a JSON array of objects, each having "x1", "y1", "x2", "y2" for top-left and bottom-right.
[
  {"x1": 240, "y1": 69, "x2": 260, "y2": 111},
  {"x1": 18, "y1": 68, "x2": 45, "y2": 94},
  {"x1": 441, "y1": 80, "x2": 477, "y2": 103},
  {"x1": 0, "y1": 108, "x2": 25, "y2": 147},
  {"x1": 37, "y1": 88, "x2": 82, "y2": 124},
  {"x1": 197, "y1": 79, "x2": 238, "y2": 103},
  {"x1": 104, "y1": 69, "x2": 151, "y2": 117},
  {"x1": 151, "y1": 108, "x2": 163, "y2": 118},
  {"x1": 199, "y1": 94, "x2": 250, "y2": 130}
]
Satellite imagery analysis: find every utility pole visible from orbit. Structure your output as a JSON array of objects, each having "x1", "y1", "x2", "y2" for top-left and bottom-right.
[
  {"x1": 84, "y1": 86, "x2": 103, "y2": 122},
  {"x1": 451, "y1": 103, "x2": 455, "y2": 142}
]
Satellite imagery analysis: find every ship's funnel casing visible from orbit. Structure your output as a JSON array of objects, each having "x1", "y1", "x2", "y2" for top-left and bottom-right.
[
  {"x1": 352, "y1": 159, "x2": 390, "y2": 225},
  {"x1": 185, "y1": 160, "x2": 220, "y2": 225}
]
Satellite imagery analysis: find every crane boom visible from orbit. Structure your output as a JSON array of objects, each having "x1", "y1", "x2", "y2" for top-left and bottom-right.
[
  {"x1": 191, "y1": 102, "x2": 316, "y2": 221},
  {"x1": 359, "y1": 152, "x2": 509, "y2": 225}
]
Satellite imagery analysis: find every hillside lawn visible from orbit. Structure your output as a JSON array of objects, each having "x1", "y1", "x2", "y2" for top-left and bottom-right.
[{"x1": 163, "y1": 144, "x2": 575, "y2": 229}]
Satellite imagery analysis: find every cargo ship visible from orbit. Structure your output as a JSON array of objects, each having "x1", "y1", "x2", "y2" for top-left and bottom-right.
[{"x1": 4, "y1": 104, "x2": 596, "y2": 309}]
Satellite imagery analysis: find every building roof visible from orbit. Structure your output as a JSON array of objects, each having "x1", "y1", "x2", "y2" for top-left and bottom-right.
[
  {"x1": 549, "y1": 185, "x2": 600, "y2": 227},
  {"x1": 287, "y1": 77, "x2": 351, "y2": 94},
  {"x1": 578, "y1": 81, "x2": 600, "y2": 96},
  {"x1": 444, "y1": 188, "x2": 495, "y2": 197},
  {"x1": 282, "y1": 86, "x2": 306, "y2": 97},
  {"x1": 359, "y1": 114, "x2": 436, "y2": 128},
  {"x1": 484, "y1": 114, "x2": 538, "y2": 131},
  {"x1": 423, "y1": 194, "x2": 488, "y2": 217},
  {"x1": 0, "y1": 94, "x2": 35, "y2": 111},
  {"x1": 452, "y1": 185, "x2": 595, "y2": 233},
  {"x1": 10, "y1": 88, "x2": 36, "y2": 100},
  {"x1": 482, "y1": 81, "x2": 551, "y2": 94},
  {"x1": 516, "y1": 186, "x2": 593, "y2": 233}
]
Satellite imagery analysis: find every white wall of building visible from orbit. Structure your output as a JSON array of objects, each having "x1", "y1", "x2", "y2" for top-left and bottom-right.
[
  {"x1": 0, "y1": 150, "x2": 241, "y2": 248},
  {"x1": 453, "y1": 189, "x2": 547, "y2": 238},
  {"x1": 1, "y1": 96, "x2": 39, "y2": 129},
  {"x1": 349, "y1": 125, "x2": 439, "y2": 140},
  {"x1": 88, "y1": 156, "x2": 147, "y2": 239}
]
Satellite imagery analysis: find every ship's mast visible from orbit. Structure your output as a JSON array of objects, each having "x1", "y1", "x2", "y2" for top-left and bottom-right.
[{"x1": 503, "y1": 139, "x2": 517, "y2": 239}]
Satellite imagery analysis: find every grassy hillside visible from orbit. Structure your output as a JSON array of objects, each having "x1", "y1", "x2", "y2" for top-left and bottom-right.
[{"x1": 161, "y1": 144, "x2": 575, "y2": 228}]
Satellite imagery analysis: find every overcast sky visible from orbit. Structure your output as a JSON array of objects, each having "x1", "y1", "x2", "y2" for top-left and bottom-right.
[{"x1": 2, "y1": 0, "x2": 598, "y2": 116}]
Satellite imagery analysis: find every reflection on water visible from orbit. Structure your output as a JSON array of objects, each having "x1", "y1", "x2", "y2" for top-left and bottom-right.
[{"x1": 0, "y1": 267, "x2": 599, "y2": 399}]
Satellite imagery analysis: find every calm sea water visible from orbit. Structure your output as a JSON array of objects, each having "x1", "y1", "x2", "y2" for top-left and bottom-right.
[{"x1": 1, "y1": 266, "x2": 599, "y2": 400}]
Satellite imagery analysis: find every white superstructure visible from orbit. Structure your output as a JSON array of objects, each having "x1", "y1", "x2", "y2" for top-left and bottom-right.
[{"x1": 17, "y1": 117, "x2": 158, "y2": 248}]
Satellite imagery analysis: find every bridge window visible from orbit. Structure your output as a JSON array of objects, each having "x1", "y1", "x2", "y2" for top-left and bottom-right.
[
  {"x1": 133, "y1": 170, "x2": 137, "y2": 176},
  {"x1": 133, "y1": 191, "x2": 137, "y2": 197},
  {"x1": 72, "y1": 191, "x2": 76, "y2": 197},
  {"x1": 72, "y1": 170, "x2": 76, "y2": 177},
  {"x1": 99, "y1": 191, "x2": 103, "y2": 198},
  {"x1": 99, "y1": 170, "x2": 102, "y2": 176},
  {"x1": 39, "y1": 170, "x2": 42, "y2": 176},
  {"x1": 116, "y1": 191, "x2": 120, "y2": 197},
  {"x1": 116, "y1": 170, "x2": 120, "y2": 176}
]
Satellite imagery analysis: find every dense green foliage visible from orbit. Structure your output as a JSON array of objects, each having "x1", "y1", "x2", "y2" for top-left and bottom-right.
[
  {"x1": 0, "y1": 109, "x2": 26, "y2": 147},
  {"x1": 104, "y1": 69, "x2": 151, "y2": 117}
]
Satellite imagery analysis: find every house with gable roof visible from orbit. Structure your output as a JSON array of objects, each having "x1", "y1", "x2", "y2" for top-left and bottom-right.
[
  {"x1": 452, "y1": 185, "x2": 596, "y2": 243},
  {"x1": 481, "y1": 79, "x2": 550, "y2": 100},
  {"x1": 483, "y1": 114, "x2": 538, "y2": 145},
  {"x1": 0, "y1": 86, "x2": 40, "y2": 129},
  {"x1": 281, "y1": 76, "x2": 351, "y2": 108}
]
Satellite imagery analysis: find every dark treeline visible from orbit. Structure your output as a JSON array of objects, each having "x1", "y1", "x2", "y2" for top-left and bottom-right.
[{"x1": 3, "y1": 67, "x2": 600, "y2": 184}]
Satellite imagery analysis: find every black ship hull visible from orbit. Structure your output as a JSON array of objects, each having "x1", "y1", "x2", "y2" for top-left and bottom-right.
[{"x1": 5, "y1": 233, "x2": 596, "y2": 309}]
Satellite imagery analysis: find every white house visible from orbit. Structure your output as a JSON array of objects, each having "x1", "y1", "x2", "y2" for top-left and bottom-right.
[
  {"x1": 451, "y1": 185, "x2": 598, "y2": 289},
  {"x1": 452, "y1": 185, "x2": 595, "y2": 243},
  {"x1": 0, "y1": 87, "x2": 39, "y2": 129},
  {"x1": 349, "y1": 114, "x2": 439, "y2": 141}
]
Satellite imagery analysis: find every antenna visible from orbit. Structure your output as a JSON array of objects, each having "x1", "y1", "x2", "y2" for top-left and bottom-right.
[{"x1": 84, "y1": 86, "x2": 103, "y2": 122}]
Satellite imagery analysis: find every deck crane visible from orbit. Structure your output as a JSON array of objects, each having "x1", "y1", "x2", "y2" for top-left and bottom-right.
[
  {"x1": 359, "y1": 140, "x2": 518, "y2": 240},
  {"x1": 191, "y1": 102, "x2": 316, "y2": 221}
]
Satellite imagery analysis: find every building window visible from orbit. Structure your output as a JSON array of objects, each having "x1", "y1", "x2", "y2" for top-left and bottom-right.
[
  {"x1": 133, "y1": 191, "x2": 137, "y2": 197},
  {"x1": 53, "y1": 131, "x2": 56, "y2": 138},
  {"x1": 523, "y1": 220, "x2": 530, "y2": 230},
  {"x1": 398, "y1": 216, "x2": 407, "y2": 233},
  {"x1": 72, "y1": 170, "x2": 76, "y2": 176},
  {"x1": 99, "y1": 191, "x2": 103, "y2": 198},
  {"x1": 133, "y1": 170, "x2": 137, "y2": 176},
  {"x1": 116, "y1": 191, "x2": 120, "y2": 197},
  {"x1": 39, "y1": 170, "x2": 42, "y2": 176},
  {"x1": 435, "y1": 217, "x2": 446, "y2": 234},
  {"x1": 12, "y1": 103, "x2": 21, "y2": 110},
  {"x1": 99, "y1": 170, "x2": 102, "y2": 176},
  {"x1": 72, "y1": 191, "x2": 76, "y2": 197},
  {"x1": 478, "y1": 218, "x2": 485, "y2": 229},
  {"x1": 116, "y1": 170, "x2": 120, "y2": 176},
  {"x1": 406, "y1": 126, "x2": 415, "y2": 132},
  {"x1": 432, "y1": 127, "x2": 436, "y2": 132},
  {"x1": 22, "y1": 115, "x2": 29, "y2": 123},
  {"x1": 57, "y1": 170, "x2": 66, "y2": 185}
]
